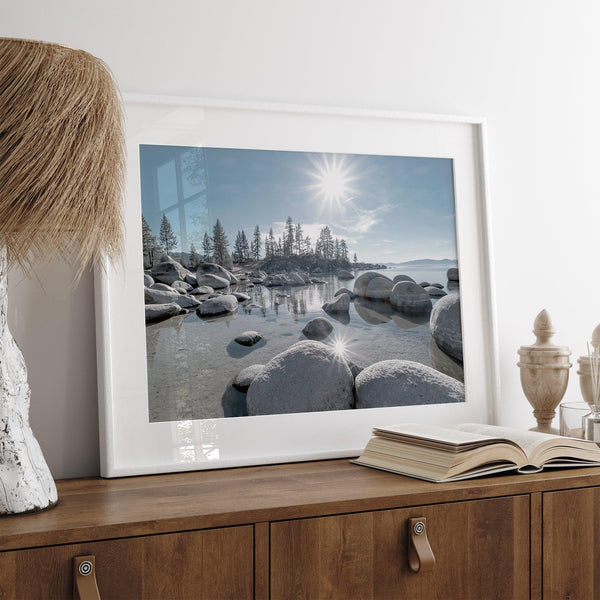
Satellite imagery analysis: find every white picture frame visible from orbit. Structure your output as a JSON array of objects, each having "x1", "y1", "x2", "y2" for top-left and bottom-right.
[{"x1": 95, "y1": 94, "x2": 499, "y2": 477}]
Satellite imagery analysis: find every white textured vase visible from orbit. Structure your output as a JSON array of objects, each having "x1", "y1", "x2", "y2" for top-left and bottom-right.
[{"x1": 0, "y1": 245, "x2": 57, "y2": 514}]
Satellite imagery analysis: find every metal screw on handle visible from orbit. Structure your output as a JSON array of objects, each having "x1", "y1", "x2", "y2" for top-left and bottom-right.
[
  {"x1": 413, "y1": 521, "x2": 425, "y2": 535},
  {"x1": 74, "y1": 555, "x2": 101, "y2": 600}
]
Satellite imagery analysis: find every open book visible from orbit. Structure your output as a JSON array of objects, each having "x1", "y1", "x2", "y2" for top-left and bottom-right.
[{"x1": 352, "y1": 423, "x2": 600, "y2": 483}]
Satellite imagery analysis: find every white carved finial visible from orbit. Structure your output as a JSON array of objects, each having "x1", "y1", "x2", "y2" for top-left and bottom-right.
[{"x1": 532, "y1": 309, "x2": 555, "y2": 346}]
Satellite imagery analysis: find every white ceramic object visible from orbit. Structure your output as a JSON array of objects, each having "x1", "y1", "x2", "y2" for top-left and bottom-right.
[{"x1": 0, "y1": 246, "x2": 57, "y2": 514}]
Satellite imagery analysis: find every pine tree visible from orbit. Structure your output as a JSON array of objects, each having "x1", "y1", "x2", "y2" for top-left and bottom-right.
[
  {"x1": 159, "y1": 214, "x2": 178, "y2": 256},
  {"x1": 315, "y1": 239, "x2": 322, "y2": 258},
  {"x1": 233, "y1": 231, "x2": 244, "y2": 263},
  {"x1": 251, "y1": 225, "x2": 262, "y2": 261},
  {"x1": 268, "y1": 228, "x2": 276, "y2": 258},
  {"x1": 340, "y1": 239, "x2": 349, "y2": 262},
  {"x1": 319, "y1": 226, "x2": 334, "y2": 260},
  {"x1": 304, "y1": 235, "x2": 312, "y2": 255},
  {"x1": 202, "y1": 232, "x2": 212, "y2": 261},
  {"x1": 294, "y1": 223, "x2": 304, "y2": 255},
  {"x1": 284, "y1": 216, "x2": 294, "y2": 257},
  {"x1": 334, "y1": 238, "x2": 340, "y2": 260},
  {"x1": 141, "y1": 215, "x2": 159, "y2": 267},
  {"x1": 241, "y1": 230, "x2": 250, "y2": 262},
  {"x1": 233, "y1": 230, "x2": 250, "y2": 263},
  {"x1": 189, "y1": 244, "x2": 201, "y2": 268},
  {"x1": 353, "y1": 252, "x2": 358, "y2": 267},
  {"x1": 212, "y1": 219, "x2": 231, "y2": 266}
]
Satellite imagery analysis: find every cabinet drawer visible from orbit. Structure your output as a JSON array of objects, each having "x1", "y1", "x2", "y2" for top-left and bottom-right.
[
  {"x1": 543, "y1": 486, "x2": 600, "y2": 599},
  {"x1": 0, "y1": 524, "x2": 253, "y2": 600},
  {"x1": 270, "y1": 495, "x2": 529, "y2": 600}
]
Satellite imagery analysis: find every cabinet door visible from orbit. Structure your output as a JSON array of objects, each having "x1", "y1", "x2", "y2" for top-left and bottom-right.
[
  {"x1": 543, "y1": 487, "x2": 600, "y2": 599},
  {"x1": 0, "y1": 525, "x2": 253, "y2": 600},
  {"x1": 270, "y1": 495, "x2": 529, "y2": 600}
]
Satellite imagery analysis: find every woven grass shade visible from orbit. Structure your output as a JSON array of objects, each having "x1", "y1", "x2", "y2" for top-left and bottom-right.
[{"x1": 0, "y1": 37, "x2": 125, "y2": 277}]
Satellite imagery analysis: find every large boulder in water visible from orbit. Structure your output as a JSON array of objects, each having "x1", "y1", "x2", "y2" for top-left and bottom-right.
[
  {"x1": 302, "y1": 317, "x2": 333, "y2": 340},
  {"x1": 390, "y1": 281, "x2": 432, "y2": 314},
  {"x1": 172, "y1": 280, "x2": 193, "y2": 293},
  {"x1": 264, "y1": 274, "x2": 289, "y2": 287},
  {"x1": 173, "y1": 294, "x2": 202, "y2": 309},
  {"x1": 322, "y1": 293, "x2": 350, "y2": 314},
  {"x1": 338, "y1": 269, "x2": 355, "y2": 280},
  {"x1": 430, "y1": 294, "x2": 463, "y2": 361},
  {"x1": 393, "y1": 274, "x2": 416, "y2": 284},
  {"x1": 335, "y1": 287, "x2": 356, "y2": 299},
  {"x1": 233, "y1": 364, "x2": 266, "y2": 392},
  {"x1": 145, "y1": 303, "x2": 181, "y2": 324},
  {"x1": 144, "y1": 287, "x2": 180, "y2": 305},
  {"x1": 197, "y1": 262, "x2": 238, "y2": 284},
  {"x1": 191, "y1": 285, "x2": 215, "y2": 296},
  {"x1": 151, "y1": 282, "x2": 175, "y2": 292},
  {"x1": 365, "y1": 276, "x2": 394, "y2": 301},
  {"x1": 355, "y1": 359, "x2": 464, "y2": 408},
  {"x1": 232, "y1": 292, "x2": 251, "y2": 302},
  {"x1": 424, "y1": 286, "x2": 447, "y2": 297},
  {"x1": 288, "y1": 272, "x2": 307, "y2": 286},
  {"x1": 234, "y1": 331, "x2": 262, "y2": 347},
  {"x1": 353, "y1": 271, "x2": 385, "y2": 297},
  {"x1": 246, "y1": 341, "x2": 354, "y2": 415},
  {"x1": 152, "y1": 259, "x2": 190, "y2": 285},
  {"x1": 197, "y1": 294, "x2": 238, "y2": 316},
  {"x1": 196, "y1": 273, "x2": 230, "y2": 289},
  {"x1": 447, "y1": 267, "x2": 459, "y2": 282}
]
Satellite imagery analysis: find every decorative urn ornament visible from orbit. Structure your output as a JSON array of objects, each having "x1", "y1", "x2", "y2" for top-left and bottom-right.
[
  {"x1": 517, "y1": 310, "x2": 572, "y2": 434},
  {"x1": 0, "y1": 38, "x2": 124, "y2": 514}
]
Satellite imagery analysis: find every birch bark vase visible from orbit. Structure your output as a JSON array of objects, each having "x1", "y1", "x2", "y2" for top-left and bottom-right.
[{"x1": 0, "y1": 246, "x2": 57, "y2": 513}]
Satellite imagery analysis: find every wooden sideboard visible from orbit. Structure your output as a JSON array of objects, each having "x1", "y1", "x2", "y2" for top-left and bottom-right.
[{"x1": 0, "y1": 459, "x2": 599, "y2": 599}]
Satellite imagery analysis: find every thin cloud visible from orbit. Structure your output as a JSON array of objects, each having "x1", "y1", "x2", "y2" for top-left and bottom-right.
[{"x1": 335, "y1": 203, "x2": 396, "y2": 235}]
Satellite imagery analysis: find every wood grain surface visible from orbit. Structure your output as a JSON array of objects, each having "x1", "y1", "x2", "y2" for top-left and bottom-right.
[
  {"x1": 1, "y1": 459, "x2": 600, "y2": 552},
  {"x1": 270, "y1": 494, "x2": 530, "y2": 600},
  {"x1": 543, "y1": 487, "x2": 600, "y2": 599}
]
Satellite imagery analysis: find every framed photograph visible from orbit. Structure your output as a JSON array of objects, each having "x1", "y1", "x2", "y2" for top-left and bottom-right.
[{"x1": 95, "y1": 94, "x2": 499, "y2": 477}]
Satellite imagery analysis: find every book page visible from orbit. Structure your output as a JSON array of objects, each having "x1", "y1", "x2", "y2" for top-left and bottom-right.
[
  {"x1": 455, "y1": 423, "x2": 562, "y2": 456},
  {"x1": 374, "y1": 423, "x2": 498, "y2": 446}
]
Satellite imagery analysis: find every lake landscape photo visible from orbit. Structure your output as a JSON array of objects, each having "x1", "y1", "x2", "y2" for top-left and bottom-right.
[{"x1": 140, "y1": 145, "x2": 464, "y2": 422}]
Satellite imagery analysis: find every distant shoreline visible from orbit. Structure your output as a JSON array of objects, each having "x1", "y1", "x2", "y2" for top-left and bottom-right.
[{"x1": 386, "y1": 259, "x2": 458, "y2": 268}]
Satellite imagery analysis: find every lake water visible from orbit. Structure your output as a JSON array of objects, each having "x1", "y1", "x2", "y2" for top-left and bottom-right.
[{"x1": 146, "y1": 266, "x2": 461, "y2": 422}]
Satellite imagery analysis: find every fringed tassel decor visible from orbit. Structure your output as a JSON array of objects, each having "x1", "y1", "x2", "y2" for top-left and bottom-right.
[{"x1": 0, "y1": 38, "x2": 125, "y2": 513}]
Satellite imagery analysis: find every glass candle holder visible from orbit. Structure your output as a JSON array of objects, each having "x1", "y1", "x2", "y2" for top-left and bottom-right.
[{"x1": 559, "y1": 402, "x2": 590, "y2": 439}]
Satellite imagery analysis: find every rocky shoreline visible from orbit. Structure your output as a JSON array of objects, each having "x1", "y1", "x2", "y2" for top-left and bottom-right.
[{"x1": 144, "y1": 255, "x2": 464, "y2": 417}]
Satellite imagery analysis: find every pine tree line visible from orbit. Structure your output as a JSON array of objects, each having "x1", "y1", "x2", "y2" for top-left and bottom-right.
[{"x1": 142, "y1": 214, "x2": 357, "y2": 270}]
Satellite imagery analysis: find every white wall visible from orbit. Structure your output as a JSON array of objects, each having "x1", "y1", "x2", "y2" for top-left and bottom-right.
[{"x1": 2, "y1": 0, "x2": 600, "y2": 479}]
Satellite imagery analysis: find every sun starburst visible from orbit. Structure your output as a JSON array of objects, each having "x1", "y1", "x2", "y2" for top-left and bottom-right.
[{"x1": 308, "y1": 154, "x2": 357, "y2": 209}]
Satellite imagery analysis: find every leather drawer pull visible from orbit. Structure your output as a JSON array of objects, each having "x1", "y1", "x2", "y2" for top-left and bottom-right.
[
  {"x1": 408, "y1": 518, "x2": 436, "y2": 573},
  {"x1": 74, "y1": 555, "x2": 101, "y2": 600}
]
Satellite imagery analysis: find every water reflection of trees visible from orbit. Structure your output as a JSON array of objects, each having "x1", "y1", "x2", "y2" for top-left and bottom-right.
[{"x1": 146, "y1": 314, "x2": 187, "y2": 369}]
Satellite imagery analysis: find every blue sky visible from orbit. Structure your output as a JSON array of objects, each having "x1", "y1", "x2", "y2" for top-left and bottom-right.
[{"x1": 141, "y1": 145, "x2": 458, "y2": 263}]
